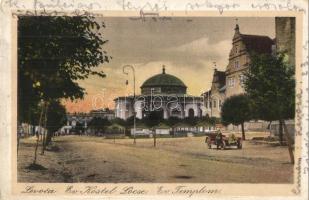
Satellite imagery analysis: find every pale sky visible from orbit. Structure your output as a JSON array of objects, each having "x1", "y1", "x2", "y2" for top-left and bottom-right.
[{"x1": 65, "y1": 17, "x2": 275, "y2": 113}]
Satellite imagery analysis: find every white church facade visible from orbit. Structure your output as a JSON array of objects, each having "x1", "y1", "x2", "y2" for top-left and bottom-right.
[{"x1": 114, "y1": 66, "x2": 205, "y2": 120}]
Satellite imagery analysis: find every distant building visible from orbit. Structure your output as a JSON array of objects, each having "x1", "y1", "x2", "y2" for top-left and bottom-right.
[
  {"x1": 114, "y1": 66, "x2": 204, "y2": 120},
  {"x1": 203, "y1": 69, "x2": 226, "y2": 118},
  {"x1": 62, "y1": 109, "x2": 115, "y2": 134},
  {"x1": 89, "y1": 109, "x2": 115, "y2": 120}
]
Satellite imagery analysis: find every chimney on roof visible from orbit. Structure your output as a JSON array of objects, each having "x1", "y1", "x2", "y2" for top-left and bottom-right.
[
  {"x1": 234, "y1": 18, "x2": 240, "y2": 33},
  {"x1": 213, "y1": 62, "x2": 217, "y2": 71}
]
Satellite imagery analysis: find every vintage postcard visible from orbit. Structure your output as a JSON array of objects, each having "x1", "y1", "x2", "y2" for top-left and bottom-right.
[{"x1": 0, "y1": 0, "x2": 308, "y2": 199}]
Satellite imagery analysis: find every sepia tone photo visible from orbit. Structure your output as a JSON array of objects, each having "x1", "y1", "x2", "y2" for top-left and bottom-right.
[{"x1": 15, "y1": 15, "x2": 298, "y2": 186}]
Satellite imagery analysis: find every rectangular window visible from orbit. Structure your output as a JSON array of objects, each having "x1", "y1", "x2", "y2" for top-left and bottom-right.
[
  {"x1": 213, "y1": 100, "x2": 216, "y2": 108},
  {"x1": 235, "y1": 45, "x2": 238, "y2": 54},
  {"x1": 245, "y1": 56, "x2": 249, "y2": 64},
  {"x1": 228, "y1": 77, "x2": 235, "y2": 87},
  {"x1": 239, "y1": 74, "x2": 245, "y2": 85},
  {"x1": 219, "y1": 100, "x2": 222, "y2": 108},
  {"x1": 234, "y1": 60, "x2": 240, "y2": 68}
]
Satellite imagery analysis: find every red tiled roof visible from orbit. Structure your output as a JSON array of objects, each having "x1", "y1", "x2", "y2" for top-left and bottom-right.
[{"x1": 240, "y1": 34, "x2": 275, "y2": 54}]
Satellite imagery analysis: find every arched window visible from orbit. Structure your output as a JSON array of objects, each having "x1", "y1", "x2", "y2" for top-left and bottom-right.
[
  {"x1": 188, "y1": 108, "x2": 195, "y2": 118},
  {"x1": 213, "y1": 100, "x2": 217, "y2": 108},
  {"x1": 198, "y1": 108, "x2": 202, "y2": 117}
]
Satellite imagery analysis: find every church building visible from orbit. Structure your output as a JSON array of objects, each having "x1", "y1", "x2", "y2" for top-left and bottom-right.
[{"x1": 114, "y1": 66, "x2": 204, "y2": 120}]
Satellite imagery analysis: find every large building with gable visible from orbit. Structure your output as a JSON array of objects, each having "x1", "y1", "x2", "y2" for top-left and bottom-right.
[{"x1": 204, "y1": 23, "x2": 275, "y2": 118}]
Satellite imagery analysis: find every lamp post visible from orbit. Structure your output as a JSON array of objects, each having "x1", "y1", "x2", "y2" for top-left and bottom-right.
[{"x1": 123, "y1": 65, "x2": 136, "y2": 144}]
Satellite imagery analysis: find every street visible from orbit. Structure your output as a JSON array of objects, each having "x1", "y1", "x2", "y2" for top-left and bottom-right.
[{"x1": 18, "y1": 135, "x2": 293, "y2": 183}]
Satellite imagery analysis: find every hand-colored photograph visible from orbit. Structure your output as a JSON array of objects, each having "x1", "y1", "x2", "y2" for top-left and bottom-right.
[{"x1": 17, "y1": 16, "x2": 296, "y2": 183}]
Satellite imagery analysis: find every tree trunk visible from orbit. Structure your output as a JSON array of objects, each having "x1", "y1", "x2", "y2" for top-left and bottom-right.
[
  {"x1": 45, "y1": 130, "x2": 53, "y2": 146},
  {"x1": 41, "y1": 102, "x2": 48, "y2": 155},
  {"x1": 153, "y1": 129, "x2": 156, "y2": 147},
  {"x1": 282, "y1": 120, "x2": 294, "y2": 164},
  {"x1": 41, "y1": 131, "x2": 46, "y2": 154},
  {"x1": 33, "y1": 103, "x2": 44, "y2": 164},
  {"x1": 241, "y1": 123, "x2": 246, "y2": 140},
  {"x1": 279, "y1": 120, "x2": 284, "y2": 145},
  {"x1": 17, "y1": 132, "x2": 20, "y2": 155},
  {"x1": 33, "y1": 136, "x2": 40, "y2": 164}
]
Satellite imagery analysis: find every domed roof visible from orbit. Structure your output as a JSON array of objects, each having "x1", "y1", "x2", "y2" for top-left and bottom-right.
[{"x1": 141, "y1": 66, "x2": 187, "y2": 88}]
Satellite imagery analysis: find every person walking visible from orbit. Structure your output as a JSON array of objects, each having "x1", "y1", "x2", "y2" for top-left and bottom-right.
[{"x1": 215, "y1": 129, "x2": 223, "y2": 150}]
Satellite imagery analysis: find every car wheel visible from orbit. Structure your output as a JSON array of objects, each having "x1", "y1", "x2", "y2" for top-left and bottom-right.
[
  {"x1": 206, "y1": 138, "x2": 211, "y2": 149},
  {"x1": 208, "y1": 141, "x2": 212, "y2": 149}
]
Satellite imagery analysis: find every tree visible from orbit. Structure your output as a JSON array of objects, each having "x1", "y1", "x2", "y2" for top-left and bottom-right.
[
  {"x1": 125, "y1": 116, "x2": 136, "y2": 127},
  {"x1": 142, "y1": 111, "x2": 163, "y2": 128},
  {"x1": 45, "y1": 101, "x2": 67, "y2": 146},
  {"x1": 19, "y1": 17, "x2": 110, "y2": 142},
  {"x1": 164, "y1": 117, "x2": 181, "y2": 135},
  {"x1": 209, "y1": 117, "x2": 220, "y2": 126},
  {"x1": 18, "y1": 16, "x2": 110, "y2": 99},
  {"x1": 88, "y1": 117, "x2": 111, "y2": 135},
  {"x1": 195, "y1": 116, "x2": 216, "y2": 132},
  {"x1": 183, "y1": 116, "x2": 199, "y2": 127},
  {"x1": 18, "y1": 16, "x2": 110, "y2": 165},
  {"x1": 74, "y1": 122, "x2": 86, "y2": 135},
  {"x1": 18, "y1": 16, "x2": 110, "y2": 124},
  {"x1": 221, "y1": 94, "x2": 251, "y2": 140},
  {"x1": 244, "y1": 52, "x2": 295, "y2": 163},
  {"x1": 110, "y1": 118, "x2": 127, "y2": 135},
  {"x1": 111, "y1": 118, "x2": 126, "y2": 127}
]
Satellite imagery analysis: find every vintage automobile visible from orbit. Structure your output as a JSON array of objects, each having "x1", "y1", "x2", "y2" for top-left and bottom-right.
[{"x1": 205, "y1": 132, "x2": 242, "y2": 149}]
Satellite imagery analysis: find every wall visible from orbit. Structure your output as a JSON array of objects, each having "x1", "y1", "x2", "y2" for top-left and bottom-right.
[
  {"x1": 275, "y1": 17, "x2": 296, "y2": 67},
  {"x1": 115, "y1": 98, "x2": 134, "y2": 120},
  {"x1": 270, "y1": 120, "x2": 295, "y2": 139},
  {"x1": 226, "y1": 121, "x2": 269, "y2": 132}
]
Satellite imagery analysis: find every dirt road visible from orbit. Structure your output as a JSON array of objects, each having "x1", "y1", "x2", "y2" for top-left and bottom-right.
[{"x1": 18, "y1": 135, "x2": 293, "y2": 183}]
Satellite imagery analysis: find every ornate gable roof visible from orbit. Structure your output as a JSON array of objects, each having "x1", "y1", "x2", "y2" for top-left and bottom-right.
[{"x1": 240, "y1": 34, "x2": 274, "y2": 55}]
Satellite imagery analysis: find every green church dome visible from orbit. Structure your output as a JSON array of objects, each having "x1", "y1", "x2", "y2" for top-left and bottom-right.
[
  {"x1": 140, "y1": 66, "x2": 187, "y2": 95},
  {"x1": 141, "y1": 66, "x2": 187, "y2": 88}
]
